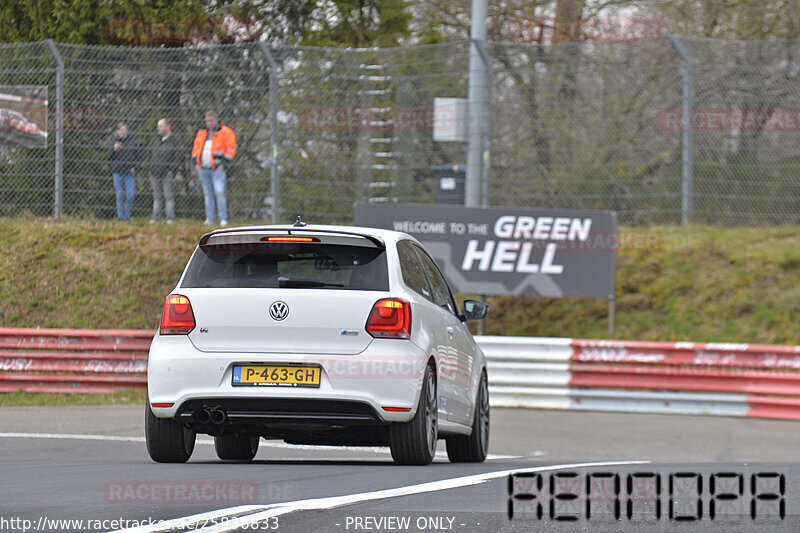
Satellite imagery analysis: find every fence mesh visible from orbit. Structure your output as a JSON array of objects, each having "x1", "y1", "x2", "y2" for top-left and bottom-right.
[
  {"x1": 681, "y1": 37, "x2": 800, "y2": 224},
  {"x1": 0, "y1": 37, "x2": 798, "y2": 225},
  {"x1": 57, "y1": 42, "x2": 273, "y2": 220},
  {"x1": 0, "y1": 42, "x2": 57, "y2": 216},
  {"x1": 489, "y1": 39, "x2": 683, "y2": 224},
  {"x1": 275, "y1": 43, "x2": 471, "y2": 223}
]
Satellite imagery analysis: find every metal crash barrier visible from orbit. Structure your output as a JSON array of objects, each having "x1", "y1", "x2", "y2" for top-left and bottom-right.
[
  {"x1": 478, "y1": 335, "x2": 800, "y2": 421},
  {"x1": 0, "y1": 328, "x2": 150, "y2": 393},
  {"x1": 2, "y1": 329, "x2": 800, "y2": 421}
]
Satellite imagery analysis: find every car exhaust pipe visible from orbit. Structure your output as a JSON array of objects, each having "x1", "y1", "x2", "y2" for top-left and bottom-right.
[
  {"x1": 209, "y1": 408, "x2": 228, "y2": 425},
  {"x1": 194, "y1": 408, "x2": 211, "y2": 424}
]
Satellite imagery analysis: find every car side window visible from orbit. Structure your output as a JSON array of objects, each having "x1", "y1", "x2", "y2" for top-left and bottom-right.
[
  {"x1": 412, "y1": 244, "x2": 458, "y2": 316},
  {"x1": 397, "y1": 240, "x2": 433, "y2": 301}
]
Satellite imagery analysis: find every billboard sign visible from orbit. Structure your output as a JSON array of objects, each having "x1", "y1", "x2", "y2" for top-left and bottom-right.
[
  {"x1": 0, "y1": 85, "x2": 48, "y2": 149},
  {"x1": 432, "y1": 97, "x2": 467, "y2": 142},
  {"x1": 355, "y1": 203, "x2": 616, "y2": 299}
]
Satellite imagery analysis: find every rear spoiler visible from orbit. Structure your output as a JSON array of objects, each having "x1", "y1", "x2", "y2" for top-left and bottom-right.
[{"x1": 199, "y1": 228, "x2": 385, "y2": 248}]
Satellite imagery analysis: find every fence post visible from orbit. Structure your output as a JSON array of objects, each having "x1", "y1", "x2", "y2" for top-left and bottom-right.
[
  {"x1": 257, "y1": 42, "x2": 281, "y2": 224},
  {"x1": 466, "y1": 0, "x2": 489, "y2": 207},
  {"x1": 667, "y1": 35, "x2": 695, "y2": 226},
  {"x1": 45, "y1": 39, "x2": 64, "y2": 221},
  {"x1": 474, "y1": 40, "x2": 493, "y2": 208}
]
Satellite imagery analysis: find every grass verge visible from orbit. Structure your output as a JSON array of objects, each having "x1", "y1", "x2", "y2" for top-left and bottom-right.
[
  {"x1": 2, "y1": 217, "x2": 800, "y2": 344},
  {"x1": 0, "y1": 389, "x2": 146, "y2": 406}
]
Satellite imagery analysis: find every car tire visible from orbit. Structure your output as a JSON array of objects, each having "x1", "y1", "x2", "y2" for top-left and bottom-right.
[
  {"x1": 389, "y1": 363, "x2": 437, "y2": 465},
  {"x1": 214, "y1": 433, "x2": 260, "y2": 461},
  {"x1": 446, "y1": 371, "x2": 489, "y2": 463},
  {"x1": 145, "y1": 402, "x2": 196, "y2": 463}
]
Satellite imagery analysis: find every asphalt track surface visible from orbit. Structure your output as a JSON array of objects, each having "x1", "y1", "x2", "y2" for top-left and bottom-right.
[{"x1": 1, "y1": 406, "x2": 799, "y2": 532}]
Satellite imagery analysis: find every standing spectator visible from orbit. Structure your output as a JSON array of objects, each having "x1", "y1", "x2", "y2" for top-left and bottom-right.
[
  {"x1": 192, "y1": 110, "x2": 236, "y2": 226},
  {"x1": 105, "y1": 122, "x2": 141, "y2": 220},
  {"x1": 147, "y1": 118, "x2": 181, "y2": 223}
]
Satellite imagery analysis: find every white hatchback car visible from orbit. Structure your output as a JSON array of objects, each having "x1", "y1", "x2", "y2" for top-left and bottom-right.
[{"x1": 146, "y1": 221, "x2": 489, "y2": 465}]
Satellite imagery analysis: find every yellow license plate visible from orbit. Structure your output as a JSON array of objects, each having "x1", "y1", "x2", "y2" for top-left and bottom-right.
[{"x1": 232, "y1": 365, "x2": 321, "y2": 387}]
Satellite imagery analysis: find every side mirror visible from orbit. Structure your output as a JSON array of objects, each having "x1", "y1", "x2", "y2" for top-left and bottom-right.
[{"x1": 462, "y1": 299, "x2": 488, "y2": 322}]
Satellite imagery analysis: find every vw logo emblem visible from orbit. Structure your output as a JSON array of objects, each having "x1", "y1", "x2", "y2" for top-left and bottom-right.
[{"x1": 269, "y1": 301, "x2": 289, "y2": 321}]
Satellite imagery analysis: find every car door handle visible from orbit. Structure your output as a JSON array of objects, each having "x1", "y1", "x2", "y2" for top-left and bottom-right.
[{"x1": 446, "y1": 327, "x2": 454, "y2": 339}]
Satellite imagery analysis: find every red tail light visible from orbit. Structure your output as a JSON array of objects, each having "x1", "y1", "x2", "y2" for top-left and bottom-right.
[
  {"x1": 261, "y1": 236, "x2": 320, "y2": 243},
  {"x1": 160, "y1": 295, "x2": 196, "y2": 335},
  {"x1": 366, "y1": 298, "x2": 411, "y2": 339}
]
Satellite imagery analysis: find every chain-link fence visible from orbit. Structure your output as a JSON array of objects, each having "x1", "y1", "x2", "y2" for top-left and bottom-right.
[
  {"x1": 0, "y1": 37, "x2": 798, "y2": 225},
  {"x1": 680, "y1": 37, "x2": 800, "y2": 224}
]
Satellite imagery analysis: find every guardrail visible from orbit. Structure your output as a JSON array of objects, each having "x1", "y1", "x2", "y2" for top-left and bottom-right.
[
  {"x1": 478, "y1": 336, "x2": 800, "y2": 421},
  {"x1": 0, "y1": 328, "x2": 150, "y2": 394},
  {"x1": 2, "y1": 329, "x2": 800, "y2": 421}
]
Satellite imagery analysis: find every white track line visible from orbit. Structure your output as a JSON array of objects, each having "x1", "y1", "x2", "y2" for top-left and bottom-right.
[
  {"x1": 114, "y1": 460, "x2": 650, "y2": 533},
  {"x1": 0, "y1": 432, "x2": 147, "y2": 442},
  {"x1": 0, "y1": 432, "x2": 519, "y2": 460}
]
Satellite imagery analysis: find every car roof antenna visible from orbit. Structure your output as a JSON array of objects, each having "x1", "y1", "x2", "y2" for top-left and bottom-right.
[{"x1": 293, "y1": 215, "x2": 307, "y2": 227}]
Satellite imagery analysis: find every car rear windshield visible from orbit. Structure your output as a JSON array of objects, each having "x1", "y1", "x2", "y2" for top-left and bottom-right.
[{"x1": 181, "y1": 242, "x2": 389, "y2": 290}]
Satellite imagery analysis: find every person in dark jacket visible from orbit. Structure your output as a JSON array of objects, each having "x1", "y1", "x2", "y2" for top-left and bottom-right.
[
  {"x1": 105, "y1": 122, "x2": 141, "y2": 220},
  {"x1": 146, "y1": 118, "x2": 181, "y2": 223}
]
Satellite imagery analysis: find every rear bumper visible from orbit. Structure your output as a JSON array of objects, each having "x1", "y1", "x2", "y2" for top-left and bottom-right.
[
  {"x1": 147, "y1": 334, "x2": 429, "y2": 424},
  {"x1": 175, "y1": 397, "x2": 381, "y2": 425}
]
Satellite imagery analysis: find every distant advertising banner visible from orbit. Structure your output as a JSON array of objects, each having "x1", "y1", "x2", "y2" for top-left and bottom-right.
[
  {"x1": 354, "y1": 203, "x2": 616, "y2": 299},
  {"x1": 0, "y1": 85, "x2": 48, "y2": 149}
]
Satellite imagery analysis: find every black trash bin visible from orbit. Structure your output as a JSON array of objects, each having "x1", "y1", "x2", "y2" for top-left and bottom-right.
[{"x1": 432, "y1": 164, "x2": 466, "y2": 205}]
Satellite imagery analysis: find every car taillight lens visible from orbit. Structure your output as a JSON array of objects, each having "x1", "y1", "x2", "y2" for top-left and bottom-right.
[
  {"x1": 261, "y1": 236, "x2": 320, "y2": 243},
  {"x1": 160, "y1": 295, "x2": 196, "y2": 335},
  {"x1": 366, "y1": 298, "x2": 410, "y2": 339}
]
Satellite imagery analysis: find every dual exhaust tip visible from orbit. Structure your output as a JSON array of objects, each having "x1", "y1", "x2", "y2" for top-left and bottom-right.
[{"x1": 194, "y1": 407, "x2": 227, "y2": 425}]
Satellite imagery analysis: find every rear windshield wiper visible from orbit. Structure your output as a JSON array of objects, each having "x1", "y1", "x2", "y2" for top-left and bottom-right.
[{"x1": 277, "y1": 277, "x2": 344, "y2": 288}]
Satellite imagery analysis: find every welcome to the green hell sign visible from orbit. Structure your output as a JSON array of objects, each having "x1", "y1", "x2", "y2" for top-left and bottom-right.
[{"x1": 356, "y1": 203, "x2": 616, "y2": 299}]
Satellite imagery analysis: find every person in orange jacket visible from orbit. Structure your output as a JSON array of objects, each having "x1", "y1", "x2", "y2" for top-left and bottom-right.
[{"x1": 192, "y1": 110, "x2": 236, "y2": 226}]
